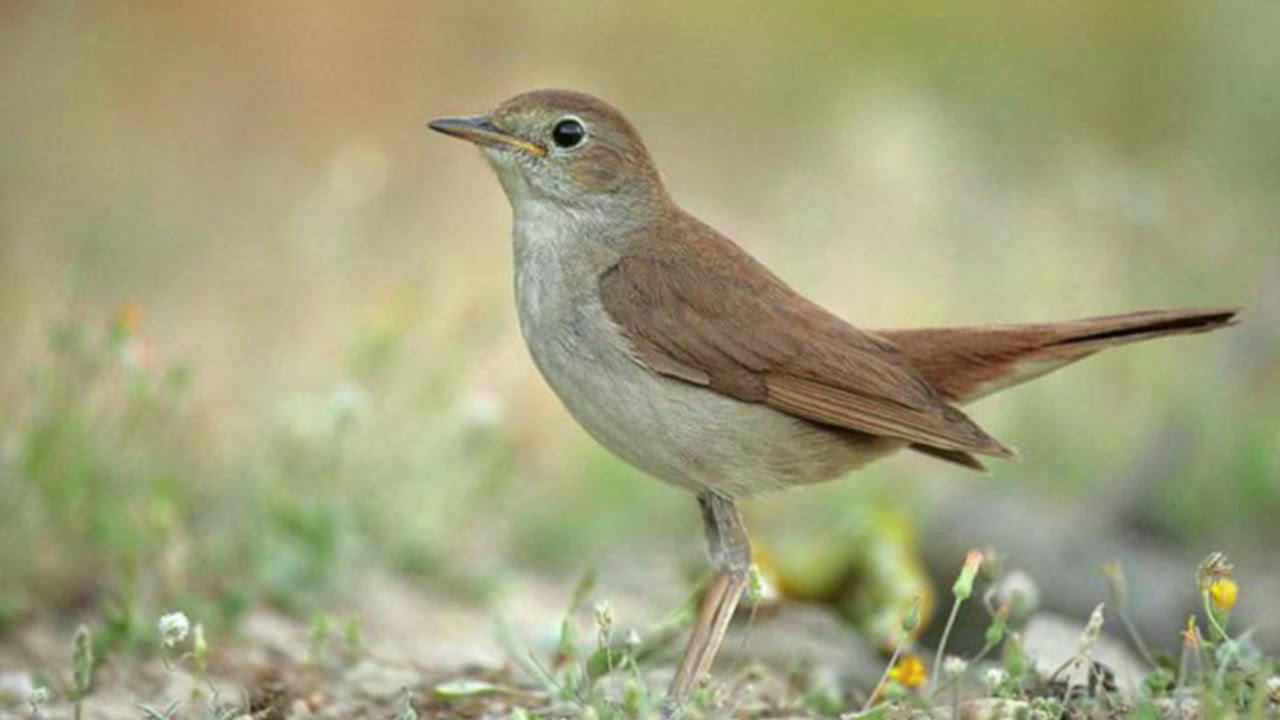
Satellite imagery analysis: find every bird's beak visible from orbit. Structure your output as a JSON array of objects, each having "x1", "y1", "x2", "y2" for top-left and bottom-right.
[{"x1": 427, "y1": 115, "x2": 548, "y2": 157}]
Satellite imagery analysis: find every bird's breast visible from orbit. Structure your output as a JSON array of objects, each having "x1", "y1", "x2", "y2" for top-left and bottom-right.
[{"x1": 510, "y1": 223, "x2": 891, "y2": 497}]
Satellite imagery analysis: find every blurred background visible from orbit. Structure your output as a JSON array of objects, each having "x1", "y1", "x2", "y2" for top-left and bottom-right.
[{"x1": 2, "y1": 0, "x2": 1278, "y2": 678}]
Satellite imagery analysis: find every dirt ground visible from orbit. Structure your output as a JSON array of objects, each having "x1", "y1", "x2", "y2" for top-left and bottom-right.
[{"x1": 0, "y1": 568, "x2": 1263, "y2": 719}]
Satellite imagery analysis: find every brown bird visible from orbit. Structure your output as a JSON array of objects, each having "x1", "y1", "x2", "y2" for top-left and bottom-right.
[{"x1": 428, "y1": 89, "x2": 1239, "y2": 716}]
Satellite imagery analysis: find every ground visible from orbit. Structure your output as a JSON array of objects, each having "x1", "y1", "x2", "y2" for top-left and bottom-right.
[{"x1": 3, "y1": 565, "x2": 1274, "y2": 720}]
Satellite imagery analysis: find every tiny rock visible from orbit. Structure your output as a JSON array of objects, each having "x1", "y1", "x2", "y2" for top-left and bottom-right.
[{"x1": 345, "y1": 660, "x2": 420, "y2": 701}]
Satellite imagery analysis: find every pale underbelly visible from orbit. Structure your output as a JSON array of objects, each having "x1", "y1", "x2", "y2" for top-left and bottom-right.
[{"x1": 519, "y1": 300, "x2": 899, "y2": 497}]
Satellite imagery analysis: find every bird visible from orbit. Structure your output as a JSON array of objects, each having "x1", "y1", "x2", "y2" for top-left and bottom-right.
[{"x1": 427, "y1": 88, "x2": 1239, "y2": 716}]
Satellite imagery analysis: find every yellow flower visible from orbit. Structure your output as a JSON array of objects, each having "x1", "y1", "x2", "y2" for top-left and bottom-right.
[
  {"x1": 888, "y1": 655, "x2": 927, "y2": 689},
  {"x1": 115, "y1": 301, "x2": 143, "y2": 336},
  {"x1": 1209, "y1": 577, "x2": 1238, "y2": 612}
]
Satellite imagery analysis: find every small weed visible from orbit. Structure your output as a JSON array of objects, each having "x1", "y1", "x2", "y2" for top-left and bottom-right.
[
  {"x1": 28, "y1": 685, "x2": 50, "y2": 719},
  {"x1": 69, "y1": 624, "x2": 94, "y2": 720},
  {"x1": 393, "y1": 688, "x2": 420, "y2": 720},
  {"x1": 929, "y1": 550, "x2": 983, "y2": 692},
  {"x1": 495, "y1": 568, "x2": 698, "y2": 718}
]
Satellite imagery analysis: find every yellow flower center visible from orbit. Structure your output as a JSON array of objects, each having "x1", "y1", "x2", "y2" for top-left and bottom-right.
[
  {"x1": 1209, "y1": 577, "x2": 1238, "y2": 612},
  {"x1": 889, "y1": 655, "x2": 928, "y2": 689}
]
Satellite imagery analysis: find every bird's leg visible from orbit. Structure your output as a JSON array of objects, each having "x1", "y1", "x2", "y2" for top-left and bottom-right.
[{"x1": 663, "y1": 493, "x2": 751, "y2": 718}]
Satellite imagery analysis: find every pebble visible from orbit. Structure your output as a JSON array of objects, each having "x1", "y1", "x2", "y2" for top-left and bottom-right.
[
  {"x1": 344, "y1": 660, "x2": 420, "y2": 701},
  {"x1": 0, "y1": 672, "x2": 35, "y2": 705}
]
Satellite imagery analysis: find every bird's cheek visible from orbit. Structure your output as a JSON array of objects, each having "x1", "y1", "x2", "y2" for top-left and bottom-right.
[
  {"x1": 563, "y1": 144, "x2": 631, "y2": 190},
  {"x1": 575, "y1": 158, "x2": 624, "y2": 194}
]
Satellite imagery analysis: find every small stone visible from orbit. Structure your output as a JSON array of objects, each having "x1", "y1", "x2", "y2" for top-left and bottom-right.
[
  {"x1": 345, "y1": 660, "x2": 420, "y2": 701},
  {"x1": 956, "y1": 698, "x2": 1030, "y2": 719},
  {"x1": 0, "y1": 672, "x2": 35, "y2": 704},
  {"x1": 1153, "y1": 697, "x2": 1201, "y2": 719},
  {"x1": 1023, "y1": 612, "x2": 1146, "y2": 691},
  {"x1": 432, "y1": 680, "x2": 504, "y2": 698},
  {"x1": 887, "y1": 699, "x2": 1031, "y2": 719},
  {"x1": 286, "y1": 697, "x2": 313, "y2": 719}
]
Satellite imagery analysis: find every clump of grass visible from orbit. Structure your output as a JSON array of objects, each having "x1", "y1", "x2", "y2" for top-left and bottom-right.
[
  {"x1": 138, "y1": 610, "x2": 244, "y2": 720},
  {"x1": 474, "y1": 550, "x2": 1280, "y2": 719},
  {"x1": 1101, "y1": 561, "x2": 1158, "y2": 669},
  {"x1": 71, "y1": 624, "x2": 94, "y2": 720},
  {"x1": 303, "y1": 611, "x2": 364, "y2": 667},
  {"x1": 844, "y1": 550, "x2": 1277, "y2": 720},
  {"x1": 5, "y1": 301, "x2": 202, "y2": 609},
  {"x1": 156, "y1": 611, "x2": 211, "y2": 699},
  {"x1": 28, "y1": 684, "x2": 50, "y2": 719},
  {"x1": 490, "y1": 569, "x2": 698, "y2": 719},
  {"x1": 2, "y1": 283, "x2": 532, "y2": 634},
  {"x1": 2, "y1": 298, "x2": 323, "y2": 641},
  {"x1": 393, "y1": 688, "x2": 420, "y2": 720}
]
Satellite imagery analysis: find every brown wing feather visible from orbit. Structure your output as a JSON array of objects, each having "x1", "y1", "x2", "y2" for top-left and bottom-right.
[
  {"x1": 599, "y1": 211, "x2": 1014, "y2": 459},
  {"x1": 909, "y1": 444, "x2": 988, "y2": 471}
]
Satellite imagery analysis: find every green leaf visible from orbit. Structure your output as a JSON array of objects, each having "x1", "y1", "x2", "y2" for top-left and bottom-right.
[{"x1": 566, "y1": 568, "x2": 598, "y2": 616}]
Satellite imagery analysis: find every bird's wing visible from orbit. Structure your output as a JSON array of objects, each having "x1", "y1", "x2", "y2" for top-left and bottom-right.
[{"x1": 598, "y1": 217, "x2": 1014, "y2": 459}]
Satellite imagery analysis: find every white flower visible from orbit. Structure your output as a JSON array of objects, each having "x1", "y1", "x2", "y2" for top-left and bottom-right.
[
  {"x1": 624, "y1": 629, "x2": 642, "y2": 649},
  {"x1": 593, "y1": 600, "x2": 614, "y2": 640},
  {"x1": 996, "y1": 570, "x2": 1041, "y2": 616},
  {"x1": 942, "y1": 656, "x2": 968, "y2": 678},
  {"x1": 984, "y1": 667, "x2": 1008, "y2": 690},
  {"x1": 29, "y1": 685, "x2": 49, "y2": 707},
  {"x1": 158, "y1": 612, "x2": 191, "y2": 648},
  {"x1": 457, "y1": 389, "x2": 504, "y2": 428},
  {"x1": 327, "y1": 380, "x2": 370, "y2": 427},
  {"x1": 118, "y1": 337, "x2": 154, "y2": 371}
]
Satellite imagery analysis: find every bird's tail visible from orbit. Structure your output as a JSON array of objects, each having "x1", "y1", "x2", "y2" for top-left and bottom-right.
[
  {"x1": 878, "y1": 306, "x2": 1242, "y2": 406},
  {"x1": 878, "y1": 306, "x2": 1240, "y2": 471}
]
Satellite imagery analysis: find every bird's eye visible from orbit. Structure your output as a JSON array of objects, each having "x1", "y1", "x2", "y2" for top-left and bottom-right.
[{"x1": 551, "y1": 118, "x2": 586, "y2": 149}]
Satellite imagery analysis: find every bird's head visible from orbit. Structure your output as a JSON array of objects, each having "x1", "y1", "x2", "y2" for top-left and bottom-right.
[{"x1": 430, "y1": 89, "x2": 668, "y2": 219}]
